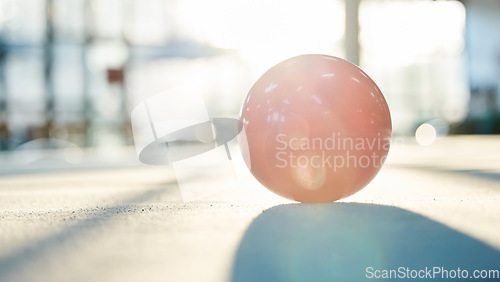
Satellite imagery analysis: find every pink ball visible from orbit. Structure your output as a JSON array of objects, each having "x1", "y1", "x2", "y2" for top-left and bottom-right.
[{"x1": 240, "y1": 55, "x2": 391, "y2": 202}]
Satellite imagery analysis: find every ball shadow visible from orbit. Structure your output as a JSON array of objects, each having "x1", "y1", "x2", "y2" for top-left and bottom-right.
[{"x1": 231, "y1": 203, "x2": 500, "y2": 282}]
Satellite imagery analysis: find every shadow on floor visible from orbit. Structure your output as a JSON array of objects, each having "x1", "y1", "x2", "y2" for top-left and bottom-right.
[
  {"x1": 231, "y1": 203, "x2": 500, "y2": 282},
  {"x1": 0, "y1": 181, "x2": 179, "y2": 281}
]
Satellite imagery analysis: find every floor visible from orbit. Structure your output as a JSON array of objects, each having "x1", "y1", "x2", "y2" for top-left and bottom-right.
[{"x1": 0, "y1": 136, "x2": 499, "y2": 282}]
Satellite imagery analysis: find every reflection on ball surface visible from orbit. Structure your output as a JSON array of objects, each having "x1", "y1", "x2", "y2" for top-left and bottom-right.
[{"x1": 240, "y1": 54, "x2": 392, "y2": 203}]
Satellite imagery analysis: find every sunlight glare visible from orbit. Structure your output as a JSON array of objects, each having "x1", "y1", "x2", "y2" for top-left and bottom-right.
[{"x1": 176, "y1": 0, "x2": 345, "y2": 75}]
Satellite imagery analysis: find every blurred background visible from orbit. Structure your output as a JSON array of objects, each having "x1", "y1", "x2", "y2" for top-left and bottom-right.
[{"x1": 0, "y1": 0, "x2": 498, "y2": 153}]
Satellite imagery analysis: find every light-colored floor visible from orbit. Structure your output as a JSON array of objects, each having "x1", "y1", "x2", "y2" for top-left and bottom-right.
[{"x1": 0, "y1": 136, "x2": 499, "y2": 282}]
